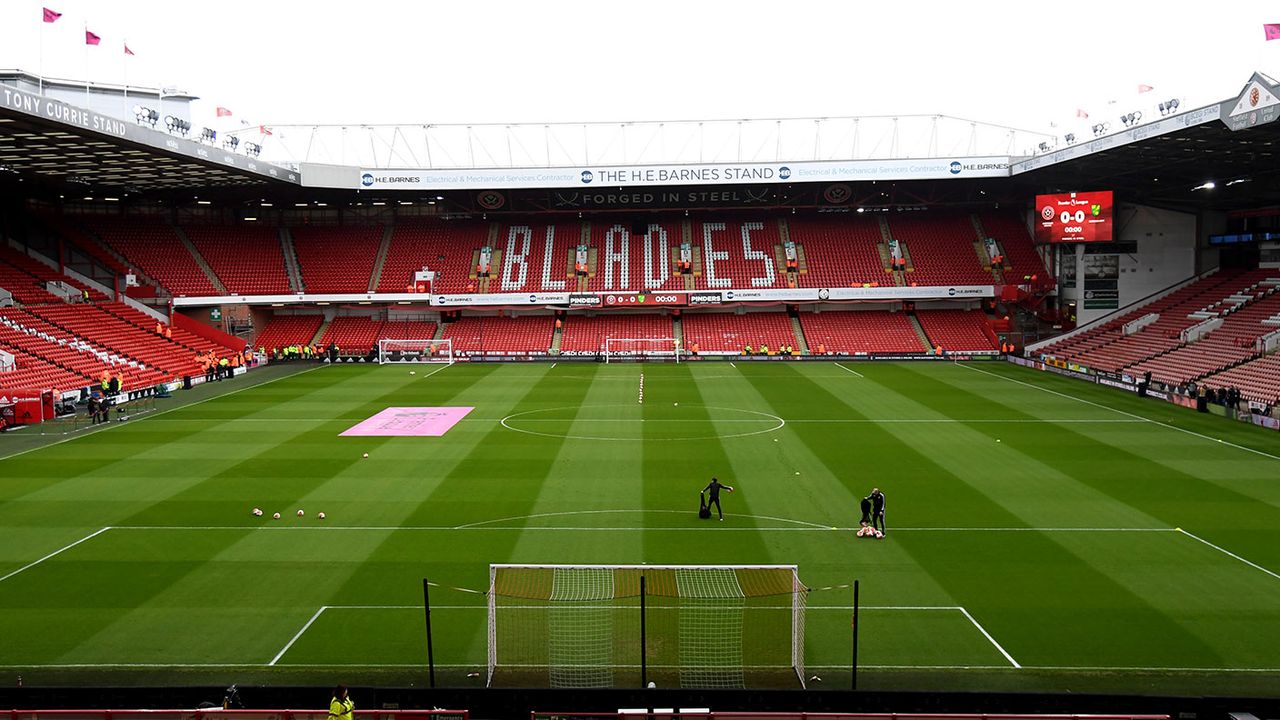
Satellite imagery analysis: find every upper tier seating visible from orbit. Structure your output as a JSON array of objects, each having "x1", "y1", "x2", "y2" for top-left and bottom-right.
[
  {"x1": 888, "y1": 215, "x2": 995, "y2": 286},
  {"x1": 799, "y1": 311, "x2": 923, "y2": 355},
  {"x1": 681, "y1": 312, "x2": 797, "y2": 354},
  {"x1": 74, "y1": 214, "x2": 1038, "y2": 298},
  {"x1": 441, "y1": 316, "x2": 552, "y2": 356},
  {"x1": 293, "y1": 226, "x2": 382, "y2": 294},
  {"x1": 90, "y1": 220, "x2": 218, "y2": 297},
  {"x1": 186, "y1": 226, "x2": 290, "y2": 295},
  {"x1": 916, "y1": 309, "x2": 997, "y2": 351},
  {"x1": 377, "y1": 221, "x2": 489, "y2": 294},
  {"x1": 788, "y1": 217, "x2": 891, "y2": 288},
  {"x1": 978, "y1": 213, "x2": 1047, "y2": 281},
  {"x1": 559, "y1": 314, "x2": 674, "y2": 355}
]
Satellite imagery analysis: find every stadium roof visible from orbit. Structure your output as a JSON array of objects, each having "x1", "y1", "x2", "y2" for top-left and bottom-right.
[
  {"x1": 3, "y1": 70, "x2": 1280, "y2": 214},
  {"x1": 0, "y1": 72, "x2": 299, "y2": 197}
]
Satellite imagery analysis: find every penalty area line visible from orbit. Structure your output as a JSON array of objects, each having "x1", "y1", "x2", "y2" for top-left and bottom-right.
[
  {"x1": 959, "y1": 606, "x2": 1020, "y2": 668},
  {"x1": 1177, "y1": 528, "x2": 1280, "y2": 582},
  {"x1": 269, "y1": 606, "x2": 328, "y2": 666},
  {"x1": 834, "y1": 362, "x2": 865, "y2": 378},
  {"x1": 0, "y1": 526, "x2": 112, "y2": 585}
]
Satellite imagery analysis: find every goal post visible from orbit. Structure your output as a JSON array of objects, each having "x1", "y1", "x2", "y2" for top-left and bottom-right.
[
  {"x1": 377, "y1": 338, "x2": 453, "y2": 365},
  {"x1": 486, "y1": 564, "x2": 807, "y2": 689},
  {"x1": 603, "y1": 337, "x2": 681, "y2": 363}
]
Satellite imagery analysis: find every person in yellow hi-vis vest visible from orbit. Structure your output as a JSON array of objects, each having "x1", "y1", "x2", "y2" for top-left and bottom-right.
[{"x1": 328, "y1": 685, "x2": 354, "y2": 720}]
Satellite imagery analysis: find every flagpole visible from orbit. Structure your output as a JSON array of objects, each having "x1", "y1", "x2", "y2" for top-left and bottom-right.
[
  {"x1": 39, "y1": 6, "x2": 44, "y2": 97},
  {"x1": 83, "y1": 23, "x2": 90, "y2": 109},
  {"x1": 122, "y1": 41, "x2": 128, "y2": 120}
]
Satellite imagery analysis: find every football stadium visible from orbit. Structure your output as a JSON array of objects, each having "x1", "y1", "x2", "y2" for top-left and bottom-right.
[{"x1": 3, "y1": 3, "x2": 1280, "y2": 719}]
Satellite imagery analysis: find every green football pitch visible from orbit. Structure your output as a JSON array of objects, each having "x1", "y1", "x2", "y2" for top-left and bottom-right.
[{"x1": 2, "y1": 360, "x2": 1280, "y2": 695}]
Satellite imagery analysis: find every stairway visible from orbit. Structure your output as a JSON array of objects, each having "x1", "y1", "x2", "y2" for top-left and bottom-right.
[
  {"x1": 789, "y1": 315, "x2": 809, "y2": 354},
  {"x1": 280, "y1": 228, "x2": 305, "y2": 293},
  {"x1": 310, "y1": 320, "x2": 330, "y2": 347},
  {"x1": 907, "y1": 313, "x2": 933, "y2": 351},
  {"x1": 673, "y1": 315, "x2": 684, "y2": 349},
  {"x1": 172, "y1": 226, "x2": 228, "y2": 295},
  {"x1": 368, "y1": 225, "x2": 394, "y2": 292},
  {"x1": 549, "y1": 323, "x2": 563, "y2": 355}
]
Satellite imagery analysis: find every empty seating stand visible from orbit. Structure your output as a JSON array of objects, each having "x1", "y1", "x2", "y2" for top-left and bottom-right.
[
  {"x1": 254, "y1": 315, "x2": 324, "y2": 353},
  {"x1": 293, "y1": 226, "x2": 382, "y2": 294},
  {"x1": 91, "y1": 220, "x2": 218, "y2": 297},
  {"x1": 559, "y1": 314, "x2": 674, "y2": 355},
  {"x1": 441, "y1": 316, "x2": 551, "y2": 356},
  {"x1": 916, "y1": 309, "x2": 997, "y2": 351},
  {"x1": 800, "y1": 311, "x2": 923, "y2": 355},
  {"x1": 321, "y1": 317, "x2": 384, "y2": 355},
  {"x1": 681, "y1": 312, "x2": 796, "y2": 354},
  {"x1": 788, "y1": 217, "x2": 891, "y2": 288},
  {"x1": 186, "y1": 225, "x2": 290, "y2": 295}
]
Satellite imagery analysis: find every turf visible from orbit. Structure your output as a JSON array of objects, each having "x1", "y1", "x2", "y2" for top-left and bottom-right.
[{"x1": 2, "y1": 359, "x2": 1280, "y2": 695}]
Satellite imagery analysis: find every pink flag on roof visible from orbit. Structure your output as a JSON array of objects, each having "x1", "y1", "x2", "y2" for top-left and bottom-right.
[
  {"x1": 43, "y1": 7, "x2": 62, "y2": 22},
  {"x1": 1265, "y1": 24, "x2": 1280, "y2": 40},
  {"x1": 85, "y1": 30, "x2": 101, "y2": 45}
]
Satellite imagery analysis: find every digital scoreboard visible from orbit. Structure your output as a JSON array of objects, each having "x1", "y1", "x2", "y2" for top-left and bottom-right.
[{"x1": 1034, "y1": 191, "x2": 1114, "y2": 243}]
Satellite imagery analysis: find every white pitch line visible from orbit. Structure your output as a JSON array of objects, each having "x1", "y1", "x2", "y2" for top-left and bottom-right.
[
  {"x1": 730, "y1": 362, "x2": 736, "y2": 368},
  {"x1": 0, "y1": 661, "x2": 1276, "y2": 672},
  {"x1": 324, "y1": 604, "x2": 959, "y2": 611},
  {"x1": 269, "y1": 606, "x2": 328, "y2": 666},
  {"x1": 959, "y1": 606, "x2": 1020, "y2": 668},
  {"x1": 109, "y1": 524, "x2": 1175, "y2": 533},
  {"x1": 834, "y1": 362, "x2": 865, "y2": 378},
  {"x1": 1178, "y1": 528, "x2": 1280, "y2": 582},
  {"x1": 958, "y1": 362, "x2": 1280, "y2": 463},
  {"x1": 416, "y1": 363, "x2": 453, "y2": 381},
  {"x1": 550, "y1": 363, "x2": 557, "y2": 369},
  {"x1": 0, "y1": 526, "x2": 111, "y2": 585}
]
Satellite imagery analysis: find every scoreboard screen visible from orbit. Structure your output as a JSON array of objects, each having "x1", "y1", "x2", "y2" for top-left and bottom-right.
[{"x1": 1034, "y1": 191, "x2": 1114, "y2": 243}]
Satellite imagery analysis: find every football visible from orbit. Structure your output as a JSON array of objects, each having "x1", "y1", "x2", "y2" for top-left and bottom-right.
[
  {"x1": 297, "y1": 509, "x2": 305, "y2": 517},
  {"x1": 318, "y1": 512, "x2": 326, "y2": 520},
  {"x1": 272, "y1": 512, "x2": 281, "y2": 520},
  {"x1": 251, "y1": 507, "x2": 263, "y2": 516},
  {"x1": 362, "y1": 453, "x2": 369, "y2": 458}
]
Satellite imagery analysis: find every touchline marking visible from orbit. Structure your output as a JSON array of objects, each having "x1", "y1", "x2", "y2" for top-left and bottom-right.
[
  {"x1": 323, "y1": 604, "x2": 961, "y2": 611},
  {"x1": 834, "y1": 363, "x2": 865, "y2": 378},
  {"x1": 0, "y1": 526, "x2": 111, "y2": 585},
  {"x1": 109, "y1": 524, "x2": 1174, "y2": 533},
  {"x1": 959, "y1": 607, "x2": 1020, "y2": 668},
  {"x1": 1178, "y1": 528, "x2": 1280, "y2": 582},
  {"x1": 269, "y1": 606, "x2": 328, "y2": 666},
  {"x1": 958, "y1": 363, "x2": 1280, "y2": 463},
  {"x1": 415, "y1": 363, "x2": 452, "y2": 381},
  {"x1": 0, "y1": 365, "x2": 327, "y2": 464},
  {"x1": 1, "y1": 661, "x2": 1277, "y2": 672}
]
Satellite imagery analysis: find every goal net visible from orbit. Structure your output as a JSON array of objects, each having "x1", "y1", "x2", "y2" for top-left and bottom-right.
[
  {"x1": 486, "y1": 564, "x2": 807, "y2": 689},
  {"x1": 603, "y1": 337, "x2": 681, "y2": 363},
  {"x1": 377, "y1": 338, "x2": 452, "y2": 365}
]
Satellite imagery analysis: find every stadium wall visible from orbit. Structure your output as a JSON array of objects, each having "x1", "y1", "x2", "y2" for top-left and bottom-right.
[{"x1": 1065, "y1": 204, "x2": 1196, "y2": 325}]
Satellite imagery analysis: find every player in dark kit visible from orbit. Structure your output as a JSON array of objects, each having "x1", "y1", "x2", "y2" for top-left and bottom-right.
[
  {"x1": 870, "y1": 488, "x2": 886, "y2": 535},
  {"x1": 703, "y1": 477, "x2": 735, "y2": 521}
]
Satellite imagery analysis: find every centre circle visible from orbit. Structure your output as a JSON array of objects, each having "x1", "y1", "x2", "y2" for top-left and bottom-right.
[{"x1": 500, "y1": 404, "x2": 785, "y2": 441}]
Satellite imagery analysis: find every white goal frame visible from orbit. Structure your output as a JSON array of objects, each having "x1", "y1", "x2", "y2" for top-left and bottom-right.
[
  {"x1": 603, "y1": 337, "x2": 681, "y2": 363},
  {"x1": 376, "y1": 338, "x2": 453, "y2": 365},
  {"x1": 486, "y1": 563, "x2": 806, "y2": 689}
]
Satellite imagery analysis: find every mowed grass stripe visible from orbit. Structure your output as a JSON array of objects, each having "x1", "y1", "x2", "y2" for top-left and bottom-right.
[
  {"x1": 278, "y1": 365, "x2": 605, "y2": 668},
  {"x1": 26, "y1": 364, "x2": 499, "y2": 666},
  {"x1": 764, "y1": 362, "x2": 1229, "y2": 669}
]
